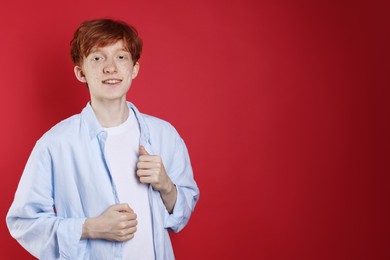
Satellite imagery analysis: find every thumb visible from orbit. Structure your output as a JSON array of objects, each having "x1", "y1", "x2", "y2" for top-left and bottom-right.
[
  {"x1": 139, "y1": 145, "x2": 150, "y2": 156},
  {"x1": 112, "y1": 203, "x2": 132, "y2": 213}
]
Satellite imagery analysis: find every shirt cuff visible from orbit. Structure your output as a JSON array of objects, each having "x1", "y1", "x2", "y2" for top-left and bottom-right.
[
  {"x1": 164, "y1": 186, "x2": 189, "y2": 232},
  {"x1": 57, "y1": 217, "x2": 86, "y2": 259}
]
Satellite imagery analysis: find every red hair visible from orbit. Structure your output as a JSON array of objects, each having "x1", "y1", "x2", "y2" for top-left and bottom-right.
[{"x1": 70, "y1": 18, "x2": 143, "y2": 66}]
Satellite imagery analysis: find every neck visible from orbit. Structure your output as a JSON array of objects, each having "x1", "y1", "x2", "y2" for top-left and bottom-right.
[{"x1": 90, "y1": 99, "x2": 129, "y2": 128}]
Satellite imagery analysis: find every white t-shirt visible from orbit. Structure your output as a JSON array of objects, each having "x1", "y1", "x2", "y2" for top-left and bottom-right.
[{"x1": 104, "y1": 110, "x2": 154, "y2": 260}]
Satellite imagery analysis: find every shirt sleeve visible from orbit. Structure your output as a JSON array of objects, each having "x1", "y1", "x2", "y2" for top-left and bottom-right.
[
  {"x1": 6, "y1": 140, "x2": 85, "y2": 259},
  {"x1": 163, "y1": 127, "x2": 200, "y2": 232}
]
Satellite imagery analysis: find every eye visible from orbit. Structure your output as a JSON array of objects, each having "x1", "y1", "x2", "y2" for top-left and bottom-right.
[
  {"x1": 118, "y1": 53, "x2": 130, "y2": 60},
  {"x1": 118, "y1": 54, "x2": 129, "y2": 60},
  {"x1": 91, "y1": 53, "x2": 104, "y2": 62}
]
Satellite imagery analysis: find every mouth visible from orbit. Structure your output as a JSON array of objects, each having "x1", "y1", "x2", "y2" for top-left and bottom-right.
[{"x1": 102, "y1": 79, "x2": 122, "y2": 85}]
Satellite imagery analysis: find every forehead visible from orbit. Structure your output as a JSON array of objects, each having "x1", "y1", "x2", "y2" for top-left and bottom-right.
[{"x1": 89, "y1": 40, "x2": 129, "y2": 53}]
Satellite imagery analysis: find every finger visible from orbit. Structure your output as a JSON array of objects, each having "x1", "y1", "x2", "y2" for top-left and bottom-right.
[
  {"x1": 127, "y1": 226, "x2": 137, "y2": 235},
  {"x1": 139, "y1": 176, "x2": 154, "y2": 184},
  {"x1": 138, "y1": 155, "x2": 160, "y2": 163},
  {"x1": 120, "y1": 211, "x2": 137, "y2": 221},
  {"x1": 120, "y1": 219, "x2": 138, "y2": 229},
  {"x1": 112, "y1": 203, "x2": 133, "y2": 213},
  {"x1": 137, "y1": 169, "x2": 158, "y2": 177},
  {"x1": 137, "y1": 161, "x2": 161, "y2": 169},
  {"x1": 118, "y1": 231, "x2": 136, "y2": 242},
  {"x1": 139, "y1": 146, "x2": 150, "y2": 156},
  {"x1": 127, "y1": 219, "x2": 138, "y2": 228},
  {"x1": 118, "y1": 226, "x2": 137, "y2": 238}
]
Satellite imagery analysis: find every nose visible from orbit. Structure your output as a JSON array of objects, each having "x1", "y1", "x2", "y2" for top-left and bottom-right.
[{"x1": 103, "y1": 59, "x2": 117, "y2": 74}]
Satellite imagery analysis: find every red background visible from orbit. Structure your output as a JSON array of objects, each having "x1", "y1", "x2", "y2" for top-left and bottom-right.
[{"x1": 1, "y1": 0, "x2": 389, "y2": 259}]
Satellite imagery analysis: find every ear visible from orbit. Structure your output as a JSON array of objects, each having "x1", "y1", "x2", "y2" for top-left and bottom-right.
[
  {"x1": 74, "y1": 66, "x2": 87, "y2": 83},
  {"x1": 131, "y1": 62, "x2": 140, "y2": 79}
]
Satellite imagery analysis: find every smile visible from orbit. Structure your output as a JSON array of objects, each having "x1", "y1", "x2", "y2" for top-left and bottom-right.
[{"x1": 102, "y1": 79, "x2": 122, "y2": 84}]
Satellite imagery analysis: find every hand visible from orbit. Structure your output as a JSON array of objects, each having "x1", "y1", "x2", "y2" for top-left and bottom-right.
[
  {"x1": 82, "y1": 203, "x2": 137, "y2": 242},
  {"x1": 137, "y1": 146, "x2": 177, "y2": 213},
  {"x1": 137, "y1": 146, "x2": 173, "y2": 194}
]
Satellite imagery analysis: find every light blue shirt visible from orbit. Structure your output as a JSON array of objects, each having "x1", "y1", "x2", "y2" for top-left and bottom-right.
[{"x1": 6, "y1": 102, "x2": 199, "y2": 260}]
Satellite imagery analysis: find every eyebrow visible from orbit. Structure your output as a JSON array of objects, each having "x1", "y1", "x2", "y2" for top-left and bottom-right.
[{"x1": 90, "y1": 47, "x2": 130, "y2": 54}]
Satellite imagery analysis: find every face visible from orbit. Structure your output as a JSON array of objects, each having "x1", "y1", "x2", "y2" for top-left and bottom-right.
[{"x1": 74, "y1": 40, "x2": 139, "y2": 104}]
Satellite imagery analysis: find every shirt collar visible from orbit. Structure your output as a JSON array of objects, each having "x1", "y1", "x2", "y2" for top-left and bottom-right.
[{"x1": 80, "y1": 101, "x2": 150, "y2": 146}]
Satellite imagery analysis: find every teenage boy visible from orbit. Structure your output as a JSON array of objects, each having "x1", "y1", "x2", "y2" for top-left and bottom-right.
[{"x1": 6, "y1": 18, "x2": 199, "y2": 260}]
